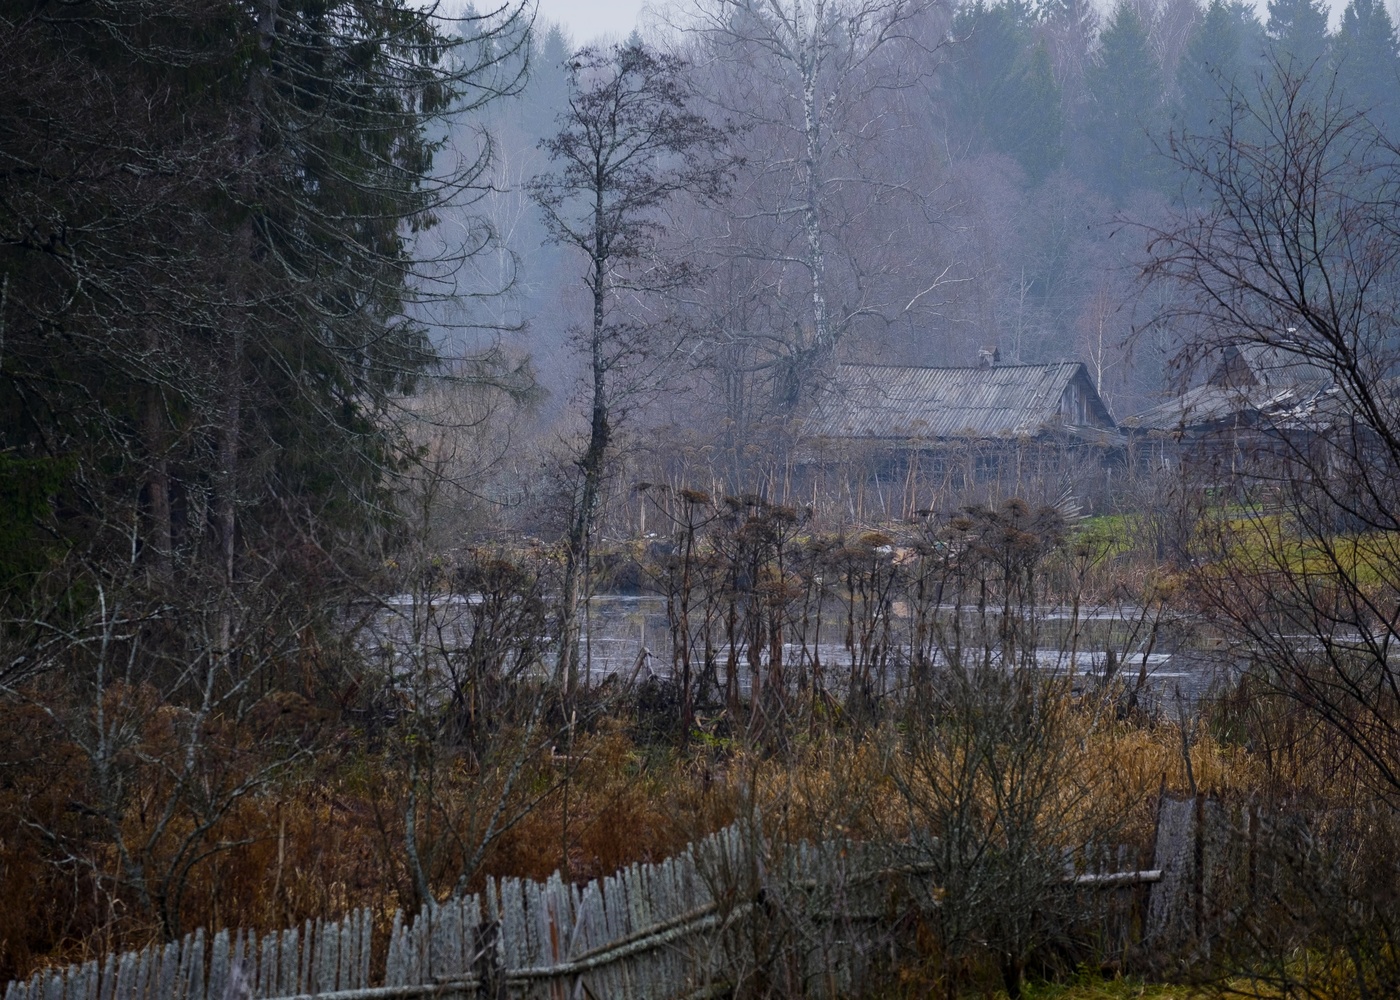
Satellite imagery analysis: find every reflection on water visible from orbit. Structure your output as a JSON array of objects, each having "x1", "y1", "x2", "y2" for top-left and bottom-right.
[{"x1": 365, "y1": 594, "x2": 1232, "y2": 708}]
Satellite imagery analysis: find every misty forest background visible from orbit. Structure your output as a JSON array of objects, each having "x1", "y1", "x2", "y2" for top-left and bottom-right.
[
  {"x1": 9, "y1": 0, "x2": 1400, "y2": 573},
  {"x1": 466, "y1": 0, "x2": 1400, "y2": 489}
]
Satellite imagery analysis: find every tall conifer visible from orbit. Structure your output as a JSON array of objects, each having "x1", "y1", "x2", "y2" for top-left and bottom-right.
[
  {"x1": 948, "y1": 0, "x2": 1064, "y2": 181},
  {"x1": 1266, "y1": 0, "x2": 1330, "y2": 72},
  {"x1": 1083, "y1": 1, "x2": 1166, "y2": 198},
  {"x1": 1334, "y1": 0, "x2": 1400, "y2": 130},
  {"x1": 1175, "y1": 0, "x2": 1265, "y2": 138}
]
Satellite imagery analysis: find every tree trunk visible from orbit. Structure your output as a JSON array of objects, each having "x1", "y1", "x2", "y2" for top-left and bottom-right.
[
  {"x1": 555, "y1": 240, "x2": 610, "y2": 701},
  {"x1": 143, "y1": 374, "x2": 173, "y2": 582},
  {"x1": 214, "y1": 0, "x2": 273, "y2": 642},
  {"x1": 216, "y1": 325, "x2": 242, "y2": 589},
  {"x1": 801, "y1": 58, "x2": 829, "y2": 355}
]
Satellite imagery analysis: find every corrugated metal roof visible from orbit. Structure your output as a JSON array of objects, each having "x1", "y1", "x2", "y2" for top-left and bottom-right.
[
  {"x1": 803, "y1": 362, "x2": 1115, "y2": 441},
  {"x1": 1124, "y1": 384, "x2": 1287, "y2": 431}
]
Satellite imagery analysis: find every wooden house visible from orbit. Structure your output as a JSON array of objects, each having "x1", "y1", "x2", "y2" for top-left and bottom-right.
[
  {"x1": 797, "y1": 361, "x2": 1122, "y2": 514},
  {"x1": 1122, "y1": 344, "x2": 1334, "y2": 476}
]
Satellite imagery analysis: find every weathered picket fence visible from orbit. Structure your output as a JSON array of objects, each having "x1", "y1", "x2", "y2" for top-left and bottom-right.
[
  {"x1": 2, "y1": 824, "x2": 764, "y2": 1000},
  {"x1": 6, "y1": 805, "x2": 1213, "y2": 1000},
  {"x1": 1144, "y1": 793, "x2": 1300, "y2": 961}
]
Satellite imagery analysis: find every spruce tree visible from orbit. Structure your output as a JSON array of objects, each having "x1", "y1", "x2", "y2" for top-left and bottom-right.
[
  {"x1": 949, "y1": 0, "x2": 1031, "y2": 149},
  {"x1": 1083, "y1": 0, "x2": 1167, "y2": 198},
  {"x1": 1334, "y1": 0, "x2": 1400, "y2": 130},
  {"x1": 948, "y1": 0, "x2": 1064, "y2": 181},
  {"x1": 1266, "y1": 0, "x2": 1330, "y2": 73},
  {"x1": 1018, "y1": 43, "x2": 1066, "y2": 182},
  {"x1": 1175, "y1": 0, "x2": 1265, "y2": 139},
  {"x1": 0, "y1": 0, "x2": 528, "y2": 596}
]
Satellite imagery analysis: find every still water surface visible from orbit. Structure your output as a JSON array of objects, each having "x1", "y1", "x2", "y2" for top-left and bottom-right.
[{"x1": 367, "y1": 594, "x2": 1232, "y2": 709}]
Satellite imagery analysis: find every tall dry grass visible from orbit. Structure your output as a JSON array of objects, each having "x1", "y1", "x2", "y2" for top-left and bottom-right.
[{"x1": 0, "y1": 675, "x2": 1355, "y2": 989}]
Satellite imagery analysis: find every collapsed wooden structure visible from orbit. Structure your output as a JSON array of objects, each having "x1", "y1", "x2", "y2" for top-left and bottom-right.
[{"x1": 1122, "y1": 344, "x2": 1338, "y2": 476}]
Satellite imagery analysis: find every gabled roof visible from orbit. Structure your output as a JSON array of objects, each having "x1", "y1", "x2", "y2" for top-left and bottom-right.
[
  {"x1": 803, "y1": 362, "x2": 1116, "y2": 442},
  {"x1": 1211, "y1": 343, "x2": 1333, "y2": 392},
  {"x1": 1125, "y1": 343, "x2": 1335, "y2": 432}
]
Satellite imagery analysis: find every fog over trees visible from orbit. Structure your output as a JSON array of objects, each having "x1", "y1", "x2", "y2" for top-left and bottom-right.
[{"x1": 440, "y1": 0, "x2": 1400, "y2": 514}]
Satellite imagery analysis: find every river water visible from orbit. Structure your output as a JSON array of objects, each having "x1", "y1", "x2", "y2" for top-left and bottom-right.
[{"x1": 366, "y1": 594, "x2": 1233, "y2": 710}]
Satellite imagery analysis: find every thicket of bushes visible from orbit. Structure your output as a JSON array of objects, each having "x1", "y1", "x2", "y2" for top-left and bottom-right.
[{"x1": 7, "y1": 489, "x2": 1398, "y2": 999}]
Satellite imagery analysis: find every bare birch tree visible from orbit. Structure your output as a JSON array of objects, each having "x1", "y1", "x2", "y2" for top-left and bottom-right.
[
  {"x1": 529, "y1": 41, "x2": 736, "y2": 699},
  {"x1": 683, "y1": 0, "x2": 946, "y2": 411}
]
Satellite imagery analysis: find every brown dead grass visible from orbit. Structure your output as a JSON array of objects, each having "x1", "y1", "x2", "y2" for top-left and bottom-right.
[{"x1": 0, "y1": 690, "x2": 1355, "y2": 985}]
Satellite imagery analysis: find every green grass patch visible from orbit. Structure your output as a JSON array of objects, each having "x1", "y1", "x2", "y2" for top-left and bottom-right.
[
  {"x1": 1075, "y1": 512, "x2": 1143, "y2": 560},
  {"x1": 1199, "y1": 508, "x2": 1400, "y2": 588},
  {"x1": 1015, "y1": 979, "x2": 1207, "y2": 999}
]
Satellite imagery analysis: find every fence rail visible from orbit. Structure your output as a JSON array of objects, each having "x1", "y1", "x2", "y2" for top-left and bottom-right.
[{"x1": 7, "y1": 802, "x2": 1229, "y2": 1000}]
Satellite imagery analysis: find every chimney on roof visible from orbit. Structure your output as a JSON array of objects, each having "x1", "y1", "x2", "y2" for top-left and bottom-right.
[{"x1": 977, "y1": 345, "x2": 1001, "y2": 368}]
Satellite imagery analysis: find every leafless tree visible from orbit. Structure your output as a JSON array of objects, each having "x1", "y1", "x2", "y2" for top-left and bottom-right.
[
  {"x1": 1138, "y1": 64, "x2": 1400, "y2": 994},
  {"x1": 1144, "y1": 62, "x2": 1400, "y2": 799},
  {"x1": 894, "y1": 500, "x2": 1126, "y2": 999},
  {"x1": 377, "y1": 540, "x2": 560, "y2": 910},
  {"x1": 682, "y1": 0, "x2": 948, "y2": 413},
  {"x1": 529, "y1": 41, "x2": 737, "y2": 700},
  {"x1": 0, "y1": 531, "x2": 319, "y2": 940},
  {"x1": 1036, "y1": 0, "x2": 1100, "y2": 126}
]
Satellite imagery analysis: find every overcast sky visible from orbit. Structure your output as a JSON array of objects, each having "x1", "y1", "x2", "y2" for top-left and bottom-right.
[
  {"x1": 523, "y1": 0, "x2": 1367, "y2": 49},
  {"x1": 533, "y1": 0, "x2": 650, "y2": 43},
  {"x1": 490, "y1": 0, "x2": 1379, "y2": 53}
]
